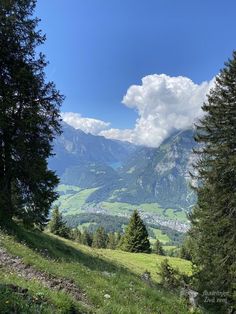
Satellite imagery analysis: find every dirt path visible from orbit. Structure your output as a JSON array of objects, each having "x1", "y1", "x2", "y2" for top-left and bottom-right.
[{"x1": 0, "y1": 247, "x2": 86, "y2": 302}]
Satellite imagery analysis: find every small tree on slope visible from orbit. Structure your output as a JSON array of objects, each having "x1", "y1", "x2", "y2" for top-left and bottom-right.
[
  {"x1": 122, "y1": 210, "x2": 151, "y2": 253},
  {"x1": 48, "y1": 207, "x2": 69, "y2": 238},
  {"x1": 153, "y1": 238, "x2": 164, "y2": 255}
]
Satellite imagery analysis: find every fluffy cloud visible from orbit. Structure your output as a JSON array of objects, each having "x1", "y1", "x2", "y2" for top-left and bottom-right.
[
  {"x1": 100, "y1": 128, "x2": 135, "y2": 143},
  {"x1": 62, "y1": 112, "x2": 110, "y2": 135},
  {"x1": 102, "y1": 74, "x2": 214, "y2": 147}
]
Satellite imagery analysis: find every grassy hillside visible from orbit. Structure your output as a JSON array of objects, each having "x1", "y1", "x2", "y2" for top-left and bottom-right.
[{"x1": 0, "y1": 224, "x2": 195, "y2": 313}]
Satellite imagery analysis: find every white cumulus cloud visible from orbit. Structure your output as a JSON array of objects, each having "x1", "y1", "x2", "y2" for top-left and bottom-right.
[
  {"x1": 102, "y1": 74, "x2": 214, "y2": 147},
  {"x1": 62, "y1": 112, "x2": 110, "y2": 135}
]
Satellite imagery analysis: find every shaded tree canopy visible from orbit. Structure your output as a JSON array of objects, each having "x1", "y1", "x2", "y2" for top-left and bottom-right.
[
  {"x1": 0, "y1": 0, "x2": 63, "y2": 226},
  {"x1": 190, "y1": 51, "x2": 236, "y2": 311}
]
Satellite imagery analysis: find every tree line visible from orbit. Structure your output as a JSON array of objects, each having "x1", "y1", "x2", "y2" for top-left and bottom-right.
[
  {"x1": 65, "y1": 212, "x2": 184, "y2": 246},
  {"x1": 49, "y1": 207, "x2": 165, "y2": 254}
]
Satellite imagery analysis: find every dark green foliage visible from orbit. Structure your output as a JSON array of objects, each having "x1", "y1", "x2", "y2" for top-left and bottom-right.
[
  {"x1": 190, "y1": 51, "x2": 236, "y2": 311},
  {"x1": 158, "y1": 259, "x2": 179, "y2": 289},
  {"x1": 0, "y1": 0, "x2": 63, "y2": 226},
  {"x1": 158, "y1": 259, "x2": 187, "y2": 289},
  {"x1": 121, "y1": 210, "x2": 151, "y2": 253},
  {"x1": 149, "y1": 225, "x2": 184, "y2": 246},
  {"x1": 153, "y1": 239, "x2": 165, "y2": 255},
  {"x1": 179, "y1": 236, "x2": 193, "y2": 261},
  {"x1": 81, "y1": 229, "x2": 93, "y2": 247},
  {"x1": 65, "y1": 213, "x2": 128, "y2": 234},
  {"x1": 92, "y1": 226, "x2": 108, "y2": 249},
  {"x1": 107, "y1": 233, "x2": 118, "y2": 249},
  {"x1": 65, "y1": 213, "x2": 184, "y2": 246},
  {"x1": 48, "y1": 207, "x2": 69, "y2": 238},
  {"x1": 70, "y1": 228, "x2": 82, "y2": 243}
]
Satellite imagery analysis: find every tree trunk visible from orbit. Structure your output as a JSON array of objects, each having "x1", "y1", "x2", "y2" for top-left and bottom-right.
[{"x1": 0, "y1": 132, "x2": 13, "y2": 221}]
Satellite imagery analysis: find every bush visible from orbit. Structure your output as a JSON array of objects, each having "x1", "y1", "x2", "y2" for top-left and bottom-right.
[{"x1": 158, "y1": 259, "x2": 189, "y2": 289}]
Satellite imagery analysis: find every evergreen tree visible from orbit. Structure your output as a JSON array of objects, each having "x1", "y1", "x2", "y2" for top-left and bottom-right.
[
  {"x1": 0, "y1": 0, "x2": 63, "y2": 226},
  {"x1": 48, "y1": 207, "x2": 69, "y2": 238},
  {"x1": 107, "y1": 232, "x2": 117, "y2": 249},
  {"x1": 122, "y1": 210, "x2": 151, "y2": 253},
  {"x1": 92, "y1": 226, "x2": 108, "y2": 248},
  {"x1": 158, "y1": 259, "x2": 180, "y2": 289},
  {"x1": 70, "y1": 228, "x2": 82, "y2": 242},
  {"x1": 81, "y1": 229, "x2": 93, "y2": 247},
  {"x1": 179, "y1": 236, "x2": 193, "y2": 261},
  {"x1": 190, "y1": 51, "x2": 236, "y2": 310},
  {"x1": 116, "y1": 231, "x2": 122, "y2": 245},
  {"x1": 153, "y1": 239, "x2": 165, "y2": 255}
]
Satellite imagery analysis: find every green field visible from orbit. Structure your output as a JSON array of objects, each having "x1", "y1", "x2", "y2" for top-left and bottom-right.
[
  {"x1": 55, "y1": 184, "x2": 189, "y2": 224},
  {"x1": 0, "y1": 224, "x2": 195, "y2": 313},
  {"x1": 165, "y1": 208, "x2": 188, "y2": 223},
  {"x1": 55, "y1": 185, "x2": 98, "y2": 215},
  {"x1": 149, "y1": 227, "x2": 170, "y2": 244}
]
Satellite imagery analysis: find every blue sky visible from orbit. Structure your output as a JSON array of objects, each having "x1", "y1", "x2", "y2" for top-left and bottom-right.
[{"x1": 36, "y1": 0, "x2": 236, "y2": 146}]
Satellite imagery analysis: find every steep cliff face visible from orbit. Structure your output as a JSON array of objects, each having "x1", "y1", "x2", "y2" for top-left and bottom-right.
[
  {"x1": 97, "y1": 129, "x2": 197, "y2": 210},
  {"x1": 48, "y1": 122, "x2": 136, "y2": 176}
]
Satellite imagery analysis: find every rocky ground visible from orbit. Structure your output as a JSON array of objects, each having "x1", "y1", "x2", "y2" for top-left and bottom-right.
[{"x1": 0, "y1": 247, "x2": 86, "y2": 302}]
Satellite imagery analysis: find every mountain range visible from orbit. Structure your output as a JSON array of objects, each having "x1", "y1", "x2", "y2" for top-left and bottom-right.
[{"x1": 49, "y1": 122, "x2": 197, "y2": 232}]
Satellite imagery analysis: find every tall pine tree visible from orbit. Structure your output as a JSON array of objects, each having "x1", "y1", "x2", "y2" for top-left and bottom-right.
[
  {"x1": 0, "y1": 0, "x2": 63, "y2": 226},
  {"x1": 190, "y1": 51, "x2": 236, "y2": 311},
  {"x1": 122, "y1": 210, "x2": 151, "y2": 253}
]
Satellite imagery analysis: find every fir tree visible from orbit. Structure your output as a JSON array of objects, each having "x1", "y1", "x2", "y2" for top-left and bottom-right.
[
  {"x1": 107, "y1": 232, "x2": 117, "y2": 249},
  {"x1": 158, "y1": 259, "x2": 180, "y2": 289},
  {"x1": 122, "y1": 210, "x2": 151, "y2": 253},
  {"x1": 190, "y1": 51, "x2": 236, "y2": 310},
  {"x1": 153, "y1": 239, "x2": 164, "y2": 255},
  {"x1": 70, "y1": 228, "x2": 82, "y2": 242},
  {"x1": 48, "y1": 207, "x2": 69, "y2": 238},
  {"x1": 81, "y1": 229, "x2": 93, "y2": 247},
  {"x1": 0, "y1": 0, "x2": 63, "y2": 226},
  {"x1": 92, "y1": 226, "x2": 108, "y2": 248},
  {"x1": 179, "y1": 236, "x2": 193, "y2": 261}
]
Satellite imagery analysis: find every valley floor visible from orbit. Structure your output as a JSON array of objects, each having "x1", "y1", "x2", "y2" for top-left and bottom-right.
[{"x1": 0, "y1": 224, "x2": 197, "y2": 313}]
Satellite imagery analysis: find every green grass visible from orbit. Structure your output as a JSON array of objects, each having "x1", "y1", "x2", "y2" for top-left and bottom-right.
[
  {"x1": 149, "y1": 228, "x2": 170, "y2": 244},
  {"x1": 100, "y1": 201, "x2": 164, "y2": 217},
  {"x1": 70, "y1": 244, "x2": 192, "y2": 283},
  {"x1": 55, "y1": 187, "x2": 98, "y2": 215},
  {"x1": 0, "y1": 224, "x2": 195, "y2": 313},
  {"x1": 56, "y1": 184, "x2": 82, "y2": 193},
  {"x1": 0, "y1": 269, "x2": 81, "y2": 313},
  {"x1": 165, "y1": 208, "x2": 188, "y2": 223}
]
